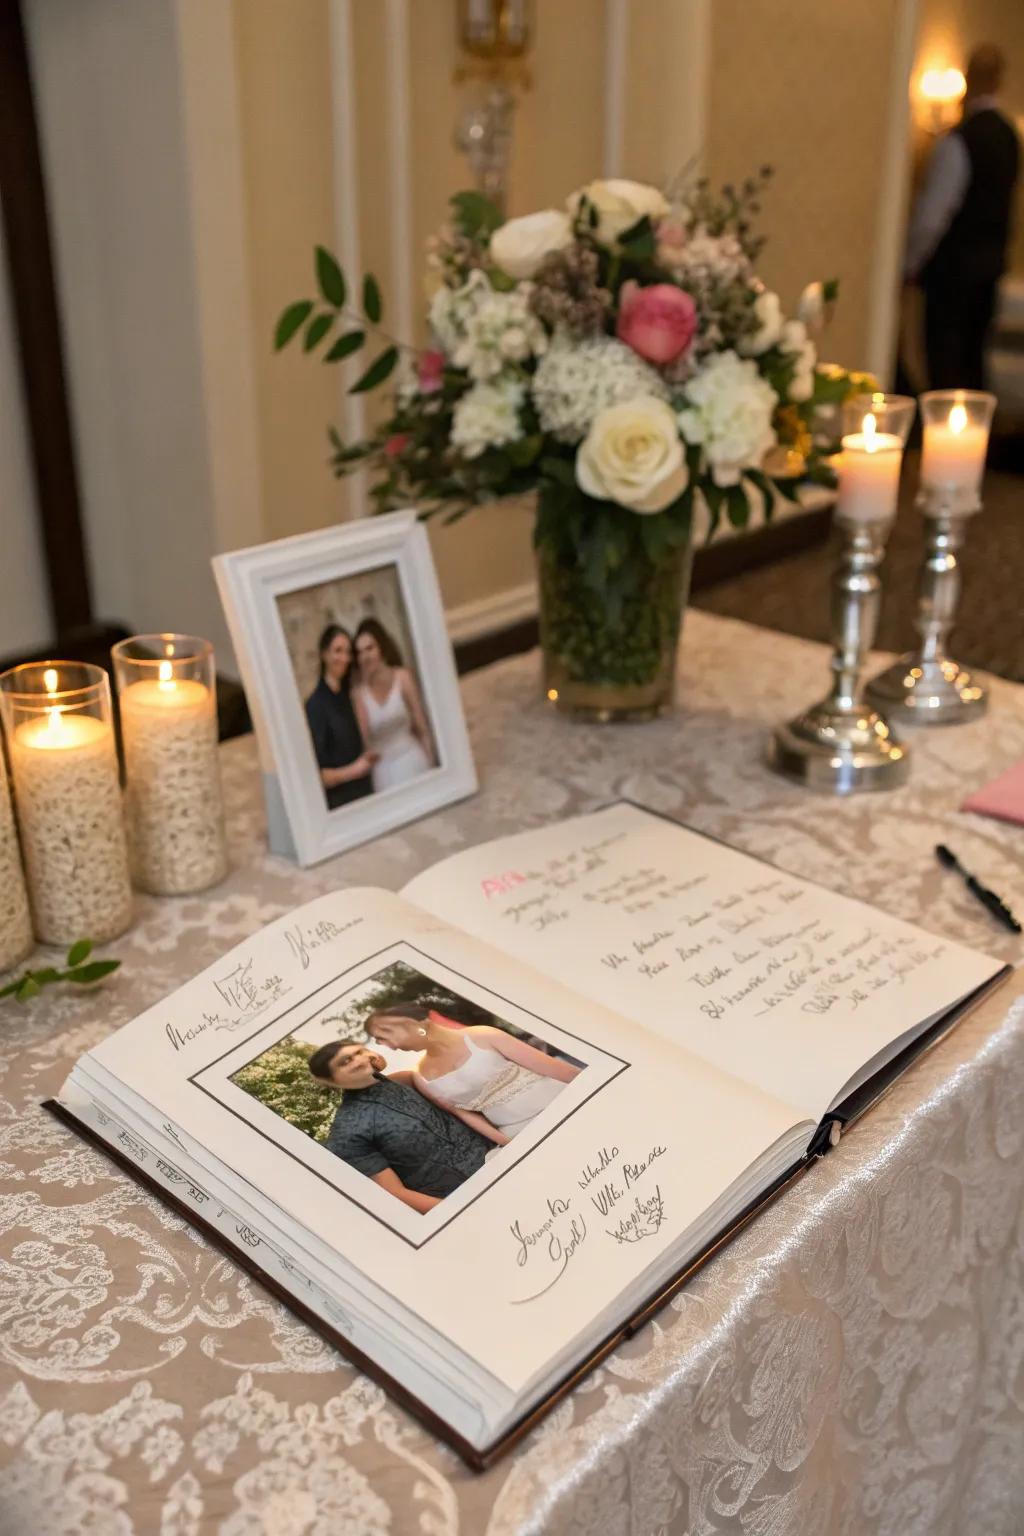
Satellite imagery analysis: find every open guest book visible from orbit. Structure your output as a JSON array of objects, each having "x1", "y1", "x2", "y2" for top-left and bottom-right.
[{"x1": 51, "y1": 804, "x2": 1009, "y2": 1467}]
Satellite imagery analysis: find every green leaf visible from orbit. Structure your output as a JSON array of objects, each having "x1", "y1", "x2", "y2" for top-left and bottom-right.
[
  {"x1": 348, "y1": 346, "x2": 398, "y2": 394},
  {"x1": 274, "y1": 300, "x2": 314, "y2": 350},
  {"x1": 540, "y1": 455, "x2": 577, "y2": 488},
  {"x1": 725, "y1": 484, "x2": 751, "y2": 529},
  {"x1": 0, "y1": 981, "x2": 18, "y2": 999},
  {"x1": 488, "y1": 268, "x2": 517, "y2": 292},
  {"x1": 617, "y1": 215, "x2": 656, "y2": 262},
  {"x1": 28, "y1": 968, "x2": 60, "y2": 986},
  {"x1": 66, "y1": 939, "x2": 92, "y2": 967},
  {"x1": 315, "y1": 246, "x2": 346, "y2": 307},
  {"x1": 304, "y1": 312, "x2": 334, "y2": 352},
  {"x1": 506, "y1": 434, "x2": 543, "y2": 468},
  {"x1": 16, "y1": 977, "x2": 41, "y2": 1003},
  {"x1": 449, "y1": 190, "x2": 504, "y2": 239},
  {"x1": 362, "y1": 274, "x2": 382, "y2": 324},
  {"x1": 324, "y1": 329, "x2": 365, "y2": 362},
  {"x1": 64, "y1": 959, "x2": 121, "y2": 986},
  {"x1": 823, "y1": 277, "x2": 840, "y2": 303}
]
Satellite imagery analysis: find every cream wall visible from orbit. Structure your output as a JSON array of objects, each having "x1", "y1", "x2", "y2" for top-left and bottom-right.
[{"x1": 705, "y1": 0, "x2": 911, "y2": 377}]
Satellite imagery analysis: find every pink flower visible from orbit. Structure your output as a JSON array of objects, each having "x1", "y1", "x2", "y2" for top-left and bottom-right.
[
  {"x1": 384, "y1": 433, "x2": 410, "y2": 460},
  {"x1": 418, "y1": 349, "x2": 445, "y2": 394},
  {"x1": 616, "y1": 280, "x2": 697, "y2": 366}
]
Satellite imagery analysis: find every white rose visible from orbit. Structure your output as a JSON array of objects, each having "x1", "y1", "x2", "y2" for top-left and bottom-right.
[
  {"x1": 576, "y1": 396, "x2": 688, "y2": 513},
  {"x1": 738, "y1": 290, "x2": 783, "y2": 356},
  {"x1": 567, "y1": 179, "x2": 669, "y2": 246},
  {"x1": 489, "y1": 209, "x2": 573, "y2": 279}
]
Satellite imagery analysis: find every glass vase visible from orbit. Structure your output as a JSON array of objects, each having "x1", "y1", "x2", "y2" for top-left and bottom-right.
[{"x1": 537, "y1": 534, "x2": 693, "y2": 722}]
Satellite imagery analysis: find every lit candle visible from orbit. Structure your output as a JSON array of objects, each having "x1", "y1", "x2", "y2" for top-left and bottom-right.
[
  {"x1": 114, "y1": 637, "x2": 227, "y2": 895},
  {"x1": 836, "y1": 412, "x2": 904, "y2": 523},
  {"x1": 1, "y1": 663, "x2": 133, "y2": 946},
  {"x1": 921, "y1": 400, "x2": 989, "y2": 501}
]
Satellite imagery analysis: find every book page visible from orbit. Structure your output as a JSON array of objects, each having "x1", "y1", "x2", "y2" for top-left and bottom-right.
[
  {"x1": 402, "y1": 803, "x2": 1004, "y2": 1120},
  {"x1": 74, "y1": 884, "x2": 800, "y2": 1397}
]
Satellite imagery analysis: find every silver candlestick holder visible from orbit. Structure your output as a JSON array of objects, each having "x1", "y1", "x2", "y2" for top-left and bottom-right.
[
  {"x1": 866, "y1": 388, "x2": 995, "y2": 726},
  {"x1": 865, "y1": 489, "x2": 986, "y2": 724},
  {"x1": 770, "y1": 516, "x2": 909, "y2": 791},
  {"x1": 770, "y1": 393, "x2": 916, "y2": 794}
]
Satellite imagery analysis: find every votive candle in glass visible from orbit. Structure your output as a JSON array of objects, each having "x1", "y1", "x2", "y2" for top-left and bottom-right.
[
  {"x1": 0, "y1": 753, "x2": 33, "y2": 973},
  {"x1": 835, "y1": 394, "x2": 917, "y2": 524},
  {"x1": 0, "y1": 662, "x2": 133, "y2": 945},
  {"x1": 112, "y1": 634, "x2": 227, "y2": 895},
  {"x1": 919, "y1": 389, "x2": 996, "y2": 511}
]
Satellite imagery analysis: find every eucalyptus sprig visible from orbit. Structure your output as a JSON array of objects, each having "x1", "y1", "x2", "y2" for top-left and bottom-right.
[
  {"x1": 274, "y1": 246, "x2": 403, "y2": 393},
  {"x1": 0, "y1": 940, "x2": 121, "y2": 1005}
]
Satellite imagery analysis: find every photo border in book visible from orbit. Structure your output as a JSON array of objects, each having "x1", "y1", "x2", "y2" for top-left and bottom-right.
[
  {"x1": 213, "y1": 510, "x2": 477, "y2": 866},
  {"x1": 190, "y1": 941, "x2": 630, "y2": 1249}
]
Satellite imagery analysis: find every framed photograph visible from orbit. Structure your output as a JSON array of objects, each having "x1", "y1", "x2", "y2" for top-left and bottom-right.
[{"x1": 213, "y1": 511, "x2": 477, "y2": 865}]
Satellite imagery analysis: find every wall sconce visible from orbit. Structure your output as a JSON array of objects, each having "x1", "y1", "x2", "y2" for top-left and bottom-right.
[
  {"x1": 916, "y1": 66, "x2": 966, "y2": 134},
  {"x1": 454, "y1": 1, "x2": 533, "y2": 213}
]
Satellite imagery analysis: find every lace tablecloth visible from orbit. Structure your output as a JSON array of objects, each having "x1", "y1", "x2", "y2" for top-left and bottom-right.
[{"x1": 2, "y1": 610, "x2": 1023, "y2": 1536}]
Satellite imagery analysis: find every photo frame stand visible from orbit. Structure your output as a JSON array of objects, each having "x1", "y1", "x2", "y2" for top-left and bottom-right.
[{"x1": 262, "y1": 771, "x2": 298, "y2": 862}]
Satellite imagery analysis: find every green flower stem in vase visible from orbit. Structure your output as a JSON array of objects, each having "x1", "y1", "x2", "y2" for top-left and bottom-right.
[{"x1": 536, "y1": 495, "x2": 693, "y2": 722}]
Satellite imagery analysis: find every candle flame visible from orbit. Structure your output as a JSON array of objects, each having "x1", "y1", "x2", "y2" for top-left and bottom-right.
[
  {"x1": 45, "y1": 705, "x2": 63, "y2": 737},
  {"x1": 862, "y1": 412, "x2": 878, "y2": 451},
  {"x1": 949, "y1": 402, "x2": 968, "y2": 435},
  {"x1": 158, "y1": 660, "x2": 175, "y2": 690},
  {"x1": 43, "y1": 667, "x2": 58, "y2": 695}
]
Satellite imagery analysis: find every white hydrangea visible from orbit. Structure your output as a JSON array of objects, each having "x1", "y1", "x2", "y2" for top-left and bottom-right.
[
  {"x1": 779, "y1": 319, "x2": 817, "y2": 401},
  {"x1": 677, "y1": 350, "x2": 778, "y2": 487},
  {"x1": 451, "y1": 375, "x2": 526, "y2": 459},
  {"x1": 429, "y1": 269, "x2": 546, "y2": 382},
  {"x1": 530, "y1": 332, "x2": 669, "y2": 444}
]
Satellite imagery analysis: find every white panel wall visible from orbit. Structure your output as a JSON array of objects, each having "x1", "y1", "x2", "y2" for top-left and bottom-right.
[{"x1": 0, "y1": 222, "x2": 51, "y2": 656}]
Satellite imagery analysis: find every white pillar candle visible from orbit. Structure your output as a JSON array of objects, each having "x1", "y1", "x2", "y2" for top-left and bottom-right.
[
  {"x1": 118, "y1": 658, "x2": 227, "y2": 895},
  {"x1": 921, "y1": 401, "x2": 988, "y2": 501},
  {"x1": 836, "y1": 414, "x2": 904, "y2": 523},
  {"x1": 7, "y1": 675, "x2": 132, "y2": 946},
  {"x1": 0, "y1": 757, "x2": 33, "y2": 973}
]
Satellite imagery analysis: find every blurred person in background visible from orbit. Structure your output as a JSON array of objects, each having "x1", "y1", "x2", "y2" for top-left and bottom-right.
[{"x1": 906, "y1": 43, "x2": 1020, "y2": 391}]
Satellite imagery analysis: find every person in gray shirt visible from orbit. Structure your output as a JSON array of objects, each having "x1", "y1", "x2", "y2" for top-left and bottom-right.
[{"x1": 308, "y1": 1040, "x2": 491, "y2": 1213}]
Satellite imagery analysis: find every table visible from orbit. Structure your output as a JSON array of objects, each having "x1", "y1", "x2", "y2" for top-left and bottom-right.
[{"x1": 2, "y1": 610, "x2": 1023, "y2": 1535}]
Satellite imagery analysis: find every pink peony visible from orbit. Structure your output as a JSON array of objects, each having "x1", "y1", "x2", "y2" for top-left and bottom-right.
[
  {"x1": 616, "y1": 280, "x2": 697, "y2": 366},
  {"x1": 418, "y1": 349, "x2": 445, "y2": 394},
  {"x1": 384, "y1": 433, "x2": 410, "y2": 459}
]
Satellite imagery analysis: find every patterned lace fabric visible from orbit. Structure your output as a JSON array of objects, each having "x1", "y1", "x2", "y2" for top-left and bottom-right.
[{"x1": 1, "y1": 610, "x2": 1022, "y2": 1535}]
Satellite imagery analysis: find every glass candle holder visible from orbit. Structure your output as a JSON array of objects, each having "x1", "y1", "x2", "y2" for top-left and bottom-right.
[
  {"x1": 0, "y1": 752, "x2": 33, "y2": 973},
  {"x1": 0, "y1": 662, "x2": 133, "y2": 945},
  {"x1": 111, "y1": 634, "x2": 227, "y2": 895},
  {"x1": 919, "y1": 389, "x2": 996, "y2": 514},
  {"x1": 835, "y1": 394, "x2": 917, "y2": 524}
]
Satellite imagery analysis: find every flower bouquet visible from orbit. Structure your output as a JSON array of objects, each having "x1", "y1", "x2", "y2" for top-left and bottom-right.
[{"x1": 276, "y1": 171, "x2": 872, "y2": 719}]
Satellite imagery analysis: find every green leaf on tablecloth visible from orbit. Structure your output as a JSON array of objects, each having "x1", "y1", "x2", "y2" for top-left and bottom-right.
[
  {"x1": 64, "y1": 959, "x2": 121, "y2": 986},
  {"x1": 16, "y1": 977, "x2": 41, "y2": 1002},
  {"x1": 66, "y1": 939, "x2": 92, "y2": 967},
  {"x1": 315, "y1": 246, "x2": 346, "y2": 307},
  {"x1": 348, "y1": 347, "x2": 398, "y2": 394},
  {"x1": 273, "y1": 300, "x2": 313, "y2": 349}
]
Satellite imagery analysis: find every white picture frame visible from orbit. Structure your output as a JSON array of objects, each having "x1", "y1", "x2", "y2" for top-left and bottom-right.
[{"x1": 213, "y1": 511, "x2": 477, "y2": 866}]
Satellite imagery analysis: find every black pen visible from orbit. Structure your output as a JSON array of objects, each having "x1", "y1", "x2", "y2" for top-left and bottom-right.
[{"x1": 935, "y1": 845, "x2": 1022, "y2": 935}]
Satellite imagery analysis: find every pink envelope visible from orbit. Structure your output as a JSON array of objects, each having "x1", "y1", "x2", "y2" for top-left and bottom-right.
[{"x1": 962, "y1": 758, "x2": 1024, "y2": 826}]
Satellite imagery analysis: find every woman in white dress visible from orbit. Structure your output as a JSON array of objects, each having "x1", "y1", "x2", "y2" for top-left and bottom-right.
[
  {"x1": 367, "y1": 1003, "x2": 581, "y2": 1145},
  {"x1": 353, "y1": 619, "x2": 436, "y2": 792}
]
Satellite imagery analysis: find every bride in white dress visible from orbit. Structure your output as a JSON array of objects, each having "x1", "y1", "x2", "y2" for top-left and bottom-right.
[
  {"x1": 353, "y1": 619, "x2": 436, "y2": 792},
  {"x1": 367, "y1": 1005, "x2": 581, "y2": 1144}
]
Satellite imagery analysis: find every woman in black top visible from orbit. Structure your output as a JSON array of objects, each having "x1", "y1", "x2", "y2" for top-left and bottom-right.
[{"x1": 304, "y1": 624, "x2": 376, "y2": 810}]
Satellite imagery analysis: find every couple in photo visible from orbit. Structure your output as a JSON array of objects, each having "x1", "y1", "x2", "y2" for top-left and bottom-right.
[
  {"x1": 304, "y1": 619, "x2": 436, "y2": 810},
  {"x1": 308, "y1": 1003, "x2": 581, "y2": 1213}
]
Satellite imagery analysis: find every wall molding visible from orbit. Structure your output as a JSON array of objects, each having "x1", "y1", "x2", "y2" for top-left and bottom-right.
[
  {"x1": 603, "y1": 0, "x2": 628, "y2": 177},
  {"x1": 328, "y1": 0, "x2": 366, "y2": 514},
  {"x1": 445, "y1": 580, "x2": 538, "y2": 644}
]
